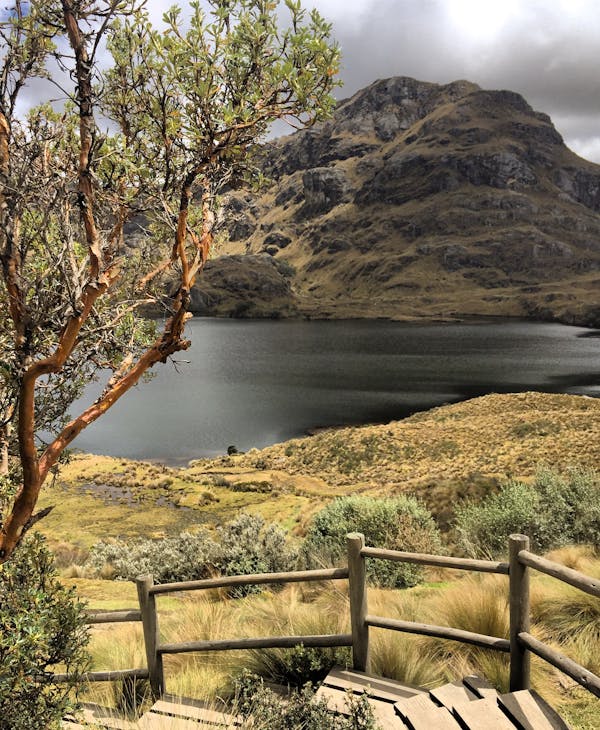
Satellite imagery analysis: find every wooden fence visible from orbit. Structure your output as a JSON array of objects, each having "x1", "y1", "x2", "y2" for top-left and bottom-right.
[{"x1": 61, "y1": 533, "x2": 600, "y2": 702}]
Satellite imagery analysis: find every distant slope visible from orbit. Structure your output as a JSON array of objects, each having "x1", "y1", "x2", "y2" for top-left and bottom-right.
[
  {"x1": 38, "y1": 392, "x2": 599, "y2": 546},
  {"x1": 193, "y1": 76, "x2": 600, "y2": 325},
  {"x1": 233, "y1": 391, "x2": 600, "y2": 524}
]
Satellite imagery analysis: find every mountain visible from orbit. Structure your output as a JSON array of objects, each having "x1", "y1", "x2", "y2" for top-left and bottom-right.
[{"x1": 191, "y1": 76, "x2": 600, "y2": 326}]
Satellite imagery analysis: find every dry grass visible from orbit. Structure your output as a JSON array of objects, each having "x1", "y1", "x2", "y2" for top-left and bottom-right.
[{"x1": 74, "y1": 559, "x2": 599, "y2": 729}]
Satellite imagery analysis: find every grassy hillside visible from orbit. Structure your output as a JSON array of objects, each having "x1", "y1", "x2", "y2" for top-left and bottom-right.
[{"x1": 37, "y1": 391, "x2": 600, "y2": 548}]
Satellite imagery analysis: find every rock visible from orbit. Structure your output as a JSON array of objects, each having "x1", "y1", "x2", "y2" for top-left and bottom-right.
[
  {"x1": 299, "y1": 167, "x2": 352, "y2": 216},
  {"x1": 190, "y1": 254, "x2": 298, "y2": 318}
]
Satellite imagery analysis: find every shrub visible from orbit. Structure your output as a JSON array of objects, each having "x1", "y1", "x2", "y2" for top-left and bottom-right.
[
  {"x1": 87, "y1": 514, "x2": 297, "y2": 594},
  {"x1": 234, "y1": 672, "x2": 381, "y2": 730},
  {"x1": 455, "y1": 480, "x2": 537, "y2": 558},
  {"x1": 302, "y1": 496, "x2": 442, "y2": 588},
  {"x1": 455, "y1": 467, "x2": 600, "y2": 558},
  {"x1": 218, "y1": 514, "x2": 298, "y2": 596},
  {"x1": 86, "y1": 530, "x2": 220, "y2": 583},
  {"x1": 0, "y1": 534, "x2": 89, "y2": 730}
]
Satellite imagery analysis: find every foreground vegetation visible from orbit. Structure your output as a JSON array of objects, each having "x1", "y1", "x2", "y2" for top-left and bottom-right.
[
  {"x1": 21, "y1": 392, "x2": 600, "y2": 727},
  {"x1": 70, "y1": 545, "x2": 599, "y2": 729}
]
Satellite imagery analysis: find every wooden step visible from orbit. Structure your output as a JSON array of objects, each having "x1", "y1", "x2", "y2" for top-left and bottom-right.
[
  {"x1": 322, "y1": 666, "x2": 427, "y2": 702},
  {"x1": 314, "y1": 684, "x2": 407, "y2": 727},
  {"x1": 453, "y1": 696, "x2": 516, "y2": 729},
  {"x1": 138, "y1": 715, "x2": 199, "y2": 729},
  {"x1": 395, "y1": 694, "x2": 462, "y2": 729},
  {"x1": 462, "y1": 674, "x2": 499, "y2": 700},
  {"x1": 430, "y1": 680, "x2": 479, "y2": 710},
  {"x1": 147, "y1": 695, "x2": 242, "y2": 727},
  {"x1": 498, "y1": 690, "x2": 571, "y2": 730},
  {"x1": 74, "y1": 705, "x2": 139, "y2": 730}
]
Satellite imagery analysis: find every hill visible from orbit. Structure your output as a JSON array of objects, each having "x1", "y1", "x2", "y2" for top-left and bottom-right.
[
  {"x1": 38, "y1": 392, "x2": 600, "y2": 544},
  {"x1": 191, "y1": 77, "x2": 600, "y2": 326}
]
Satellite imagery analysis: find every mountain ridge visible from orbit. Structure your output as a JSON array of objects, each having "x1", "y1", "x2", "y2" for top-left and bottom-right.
[{"x1": 191, "y1": 76, "x2": 600, "y2": 326}]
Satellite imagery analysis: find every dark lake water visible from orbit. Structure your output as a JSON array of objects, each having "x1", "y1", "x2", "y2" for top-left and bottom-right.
[{"x1": 70, "y1": 319, "x2": 600, "y2": 464}]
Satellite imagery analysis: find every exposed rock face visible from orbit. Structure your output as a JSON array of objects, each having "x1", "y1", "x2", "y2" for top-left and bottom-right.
[
  {"x1": 190, "y1": 254, "x2": 298, "y2": 318},
  {"x1": 193, "y1": 76, "x2": 600, "y2": 326}
]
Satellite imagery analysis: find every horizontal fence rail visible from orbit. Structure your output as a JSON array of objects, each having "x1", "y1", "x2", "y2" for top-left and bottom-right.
[
  {"x1": 360, "y1": 546, "x2": 509, "y2": 575},
  {"x1": 149, "y1": 567, "x2": 350, "y2": 596},
  {"x1": 519, "y1": 632, "x2": 600, "y2": 699},
  {"x1": 365, "y1": 615, "x2": 511, "y2": 653},
  {"x1": 84, "y1": 609, "x2": 142, "y2": 624},
  {"x1": 53, "y1": 668, "x2": 149, "y2": 683},
  {"x1": 53, "y1": 608, "x2": 148, "y2": 685},
  {"x1": 60, "y1": 531, "x2": 600, "y2": 711},
  {"x1": 158, "y1": 633, "x2": 353, "y2": 655},
  {"x1": 518, "y1": 550, "x2": 600, "y2": 598}
]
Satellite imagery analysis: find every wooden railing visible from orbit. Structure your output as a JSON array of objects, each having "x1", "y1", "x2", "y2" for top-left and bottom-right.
[
  {"x1": 58, "y1": 532, "x2": 600, "y2": 702},
  {"x1": 349, "y1": 532, "x2": 600, "y2": 700},
  {"x1": 52, "y1": 608, "x2": 149, "y2": 685}
]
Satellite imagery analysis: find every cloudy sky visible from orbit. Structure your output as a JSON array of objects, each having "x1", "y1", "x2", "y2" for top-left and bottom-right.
[
  {"x1": 288, "y1": 0, "x2": 600, "y2": 162},
  {"x1": 156, "y1": 0, "x2": 600, "y2": 162}
]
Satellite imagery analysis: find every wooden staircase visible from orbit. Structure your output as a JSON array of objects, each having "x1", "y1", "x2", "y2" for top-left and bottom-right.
[
  {"x1": 63, "y1": 667, "x2": 572, "y2": 729},
  {"x1": 314, "y1": 667, "x2": 572, "y2": 729}
]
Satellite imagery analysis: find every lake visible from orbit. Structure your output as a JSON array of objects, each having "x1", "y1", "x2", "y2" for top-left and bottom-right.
[{"x1": 70, "y1": 319, "x2": 600, "y2": 464}]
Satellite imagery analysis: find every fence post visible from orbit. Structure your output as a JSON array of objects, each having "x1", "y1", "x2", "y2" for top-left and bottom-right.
[
  {"x1": 509, "y1": 534, "x2": 530, "y2": 691},
  {"x1": 136, "y1": 575, "x2": 164, "y2": 698},
  {"x1": 347, "y1": 532, "x2": 369, "y2": 672}
]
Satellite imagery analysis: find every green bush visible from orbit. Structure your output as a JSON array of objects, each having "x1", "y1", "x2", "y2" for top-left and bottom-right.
[
  {"x1": 302, "y1": 496, "x2": 442, "y2": 588},
  {"x1": 455, "y1": 467, "x2": 600, "y2": 558},
  {"x1": 87, "y1": 515, "x2": 297, "y2": 594},
  {"x1": 234, "y1": 672, "x2": 381, "y2": 730},
  {"x1": 0, "y1": 534, "x2": 89, "y2": 730},
  {"x1": 218, "y1": 514, "x2": 298, "y2": 596},
  {"x1": 87, "y1": 530, "x2": 220, "y2": 583}
]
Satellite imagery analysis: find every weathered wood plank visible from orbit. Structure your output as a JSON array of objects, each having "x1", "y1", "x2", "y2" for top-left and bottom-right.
[
  {"x1": 76, "y1": 706, "x2": 139, "y2": 730},
  {"x1": 315, "y1": 685, "x2": 406, "y2": 726},
  {"x1": 149, "y1": 567, "x2": 349, "y2": 595},
  {"x1": 138, "y1": 714, "x2": 199, "y2": 729},
  {"x1": 150, "y1": 698, "x2": 242, "y2": 726},
  {"x1": 430, "y1": 681, "x2": 478, "y2": 710},
  {"x1": 499, "y1": 690, "x2": 571, "y2": 729},
  {"x1": 453, "y1": 697, "x2": 516, "y2": 729},
  {"x1": 365, "y1": 615, "x2": 510, "y2": 652},
  {"x1": 462, "y1": 674, "x2": 499, "y2": 699},
  {"x1": 360, "y1": 546, "x2": 509, "y2": 574},
  {"x1": 323, "y1": 666, "x2": 426, "y2": 701},
  {"x1": 395, "y1": 694, "x2": 462, "y2": 729}
]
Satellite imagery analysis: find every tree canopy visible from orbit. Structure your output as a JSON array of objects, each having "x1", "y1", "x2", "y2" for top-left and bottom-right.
[{"x1": 0, "y1": 0, "x2": 339, "y2": 560}]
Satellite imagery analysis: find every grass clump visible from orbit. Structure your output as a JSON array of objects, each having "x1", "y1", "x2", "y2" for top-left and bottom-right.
[{"x1": 302, "y1": 496, "x2": 442, "y2": 588}]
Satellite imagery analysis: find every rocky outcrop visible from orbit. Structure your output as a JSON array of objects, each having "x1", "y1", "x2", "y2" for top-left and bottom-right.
[
  {"x1": 196, "y1": 76, "x2": 600, "y2": 326},
  {"x1": 190, "y1": 254, "x2": 298, "y2": 318}
]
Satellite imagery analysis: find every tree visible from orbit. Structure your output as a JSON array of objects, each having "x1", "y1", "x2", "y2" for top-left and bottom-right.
[{"x1": 0, "y1": 0, "x2": 339, "y2": 561}]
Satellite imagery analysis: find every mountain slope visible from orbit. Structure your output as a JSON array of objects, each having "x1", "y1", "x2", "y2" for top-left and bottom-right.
[{"x1": 193, "y1": 76, "x2": 600, "y2": 325}]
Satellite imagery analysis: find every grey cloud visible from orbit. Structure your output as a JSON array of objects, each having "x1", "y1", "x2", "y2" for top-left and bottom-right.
[{"x1": 315, "y1": 0, "x2": 600, "y2": 160}]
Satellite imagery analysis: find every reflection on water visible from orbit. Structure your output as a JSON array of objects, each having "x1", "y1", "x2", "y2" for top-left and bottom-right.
[{"x1": 69, "y1": 319, "x2": 600, "y2": 464}]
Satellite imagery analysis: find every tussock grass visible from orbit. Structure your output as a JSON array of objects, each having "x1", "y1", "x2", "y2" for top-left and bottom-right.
[{"x1": 74, "y1": 558, "x2": 600, "y2": 727}]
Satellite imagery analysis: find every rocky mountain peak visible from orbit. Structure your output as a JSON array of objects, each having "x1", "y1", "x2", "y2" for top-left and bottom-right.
[{"x1": 193, "y1": 76, "x2": 600, "y2": 327}]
